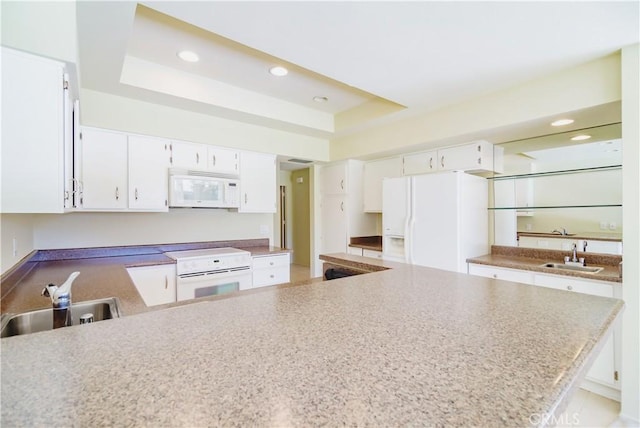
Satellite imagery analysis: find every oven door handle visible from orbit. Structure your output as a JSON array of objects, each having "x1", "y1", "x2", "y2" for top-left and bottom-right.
[{"x1": 177, "y1": 268, "x2": 251, "y2": 284}]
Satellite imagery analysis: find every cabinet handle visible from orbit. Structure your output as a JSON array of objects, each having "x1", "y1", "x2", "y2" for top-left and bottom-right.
[
  {"x1": 115, "y1": 187, "x2": 119, "y2": 201},
  {"x1": 478, "y1": 157, "x2": 482, "y2": 165},
  {"x1": 477, "y1": 144, "x2": 482, "y2": 152},
  {"x1": 165, "y1": 276, "x2": 168, "y2": 289},
  {"x1": 340, "y1": 201, "x2": 344, "y2": 211},
  {"x1": 441, "y1": 156, "x2": 445, "y2": 168},
  {"x1": 270, "y1": 262, "x2": 274, "y2": 266},
  {"x1": 212, "y1": 155, "x2": 216, "y2": 166},
  {"x1": 244, "y1": 193, "x2": 248, "y2": 204},
  {"x1": 135, "y1": 188, "x2": 139, "y2": 200},
  {"x1": 567, "y1": 285, "x2": 573, "y2": 291},
  {"x1": 340, "y1": 179, "x2": 344, "y2": 190},
  {"x1": 492, "y1": 274, "x2": 497, "y2": 279},
  {"x1": 429, "y1": 157, "x2": 433, "y2": 169},
  {"x1": 196, "y1": 153, "x2": 200, "y2": 164},
  {"x1": 270, "y1": 274, "x2": 275, "y2": 279}
]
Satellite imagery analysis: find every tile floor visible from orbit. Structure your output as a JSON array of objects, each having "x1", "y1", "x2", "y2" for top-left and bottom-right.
[
  {"x1": 557, "y1": 388, "x2": 624, "y2": 427},
  {"x1": 287, "y1": 264, "x2": 628, "y2": 427}
]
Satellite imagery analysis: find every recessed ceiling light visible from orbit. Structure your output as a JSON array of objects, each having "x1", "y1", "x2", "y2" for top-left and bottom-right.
[
  {"x1": 551, "y1": 118, "x2": 574, "y2": 126},
  {"x1": 269, "y1": 66, "x2": 288, "y2": 76},
  {"x1": 571, "y1": 135, "x2": 591, "y2": 141},
  {"x1": 313, "y1": 96, "x2": 328, "y2": 103},
  {"x1": 177, "y1": 50, "x2": 199, "y2": 62}
]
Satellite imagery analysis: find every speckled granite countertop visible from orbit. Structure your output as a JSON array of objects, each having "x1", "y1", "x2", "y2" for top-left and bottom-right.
[
  {"x1": 467, "y1": 246, "x2": 623, "y2": 283},
  {"x1": 1, "y1": 239, "x2": 290, "y2": 316},
  {"x1": 348, "y1": 235, "x2": 383, "y2": 252},
  {"x1": 1, "y1": 253, "x2": 623, "y2": 427}
]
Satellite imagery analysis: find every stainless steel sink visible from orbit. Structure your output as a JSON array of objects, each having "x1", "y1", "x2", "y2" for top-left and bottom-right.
[
  {"x1": 0, "y1": 297, "x2": 122, "y2": 338},
  {"x1": 540, "y1": 263, "x2": 604, "y2": 274}
]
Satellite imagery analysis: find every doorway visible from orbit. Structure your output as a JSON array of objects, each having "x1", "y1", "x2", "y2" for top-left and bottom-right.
[
  {"x1": 291, "y1": 168, "x2": 311, "y2": 266},
  {"x1": 279, "y1": 185, "x2": 287, "y2": 248}
]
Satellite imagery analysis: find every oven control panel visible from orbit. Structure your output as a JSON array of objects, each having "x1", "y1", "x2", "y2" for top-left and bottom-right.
[{"x1": 165, "y1": 248, "x2": 252, "y2": 276}]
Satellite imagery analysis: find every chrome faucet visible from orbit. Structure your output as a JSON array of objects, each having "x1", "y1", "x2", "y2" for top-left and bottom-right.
[
  {"x1": 571, "y1": 243, "x2": 578, "y2": 262},
  {"x1": 42, "y1": 272, "x2": 80, "y2": 329},
  {"x1": 552, "y1": 227, "x2": 568, "y2": 236}
]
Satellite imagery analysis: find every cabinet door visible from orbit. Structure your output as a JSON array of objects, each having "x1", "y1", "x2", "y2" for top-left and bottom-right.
[
  {"x1": 78, "y1": 128, "x2": 128, "y2": 210},
  {"x1": 363, "y1": 157, "x2": 403, "y2": 212},
  {"x1": 403, "y1": 151, "x2": 437, "y2": 175},
  {"x1": 208, "y1": 146, "x2": 239, "y2": 175},
  {"x1": 382, "y1": 177, "x2": 409, "y2": 236},
  {"x1": 438, "y1": 141, "x2": 494, "y2": 172},
  {"x1": 321, "y1": 194, "x2": 348, "y2": 253},
  {"x1": 347, "y1": 246, "x2": 363, "y2": 256},
  {"x1": 362, "y1": 249, "x2": 383, "y2": 259},
  {"x1": 128, "y1": 135, "x2": 169, "y2": 211},
  {"x1": 239, "y1": 151, "x2": 276, "y2": 213},
  {"x1": 1, "y1": 47, "x2": 66, "y2": 213},
  {"x1": 320, "y1": 163, "x2": 347, "y2": 194},
  {"x1": 127, "y1": 265, "x2": 176, "y2": 307},
  {"x1": 170, "y1": 141, "x2": 206, "y2": 169},
  {"x1": 467, "y1": 264, "x2": 535, "y2": 284}
]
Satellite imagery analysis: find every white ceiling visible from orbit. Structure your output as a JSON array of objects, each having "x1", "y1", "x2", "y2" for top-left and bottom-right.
[{"x1": 76, "y1": 1, "x2": 639, "y2": 140}]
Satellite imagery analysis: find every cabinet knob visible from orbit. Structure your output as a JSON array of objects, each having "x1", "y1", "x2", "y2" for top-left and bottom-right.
[
  {"x1": 429, "y1": 157, "x2": 433, "y2": 169},
  {"x1": 567, "y1": 285, "x2": 573, "y2": 291},
  {"x1": 115, "y1": 186, "x2": 119, "y2": 201},
  {"x1": 441, "y1": 156, "x2": 445, "y2": 168},
  {"x1": 492, "y1": 274, "x2": 498, "y2": 279},
  {"x1": 270, "y1": 274, "x2": 275, "y2": 278},
  {"x1": 270, "y1": 262, "x2": 274, "y2": 266}
]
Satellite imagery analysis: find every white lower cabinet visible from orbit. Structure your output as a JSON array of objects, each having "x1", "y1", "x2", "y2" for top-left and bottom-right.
[
  {"x1": 363, "y1": 249, "x2": 383, "y2": 259},
  {"x1": 127, "y1": 265, "x2": 176, "y2": 306},
  {"x1": 468, "y1": 262, "x2": 621, "y2": 400},
  {"x1": 252, "y1": 253, "x2": 290, "y2": 288},
  {"x1": 467, "y1": 264, "x2": 534, "y2": 284},
  {"x1": 347, "y1": 247, "x2": 363, "y2": 256}
]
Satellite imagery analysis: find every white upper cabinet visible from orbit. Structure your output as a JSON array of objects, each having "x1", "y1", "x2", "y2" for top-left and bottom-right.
[
  {"x1": 169, "y1": 141, "x2": 206, "y2": 170},
  {"x1": 128, "y1": 135, "x2": 170, "y2": 211},
  {"x1": 239, "y1": 151, "x2": 276, "y2": 213},
  {"x1": 320, "y1": 163, "x2": 348, "y2": 195},
  {"x1": 363, "y1": 157, "x2": 403, "y2": 212},
  {"x1": 403, "y1": 151, "x2": 438, "y2": 175},
  {"x1": 77, "y1": 127, "x2": 129, "y2": 210},
  {"x1": 1, "y1": 47, "x2": 73, "y2": 213},
  {"x1": 402, "y1": 141, "x2": 502, "y2": 176},
  {"x1": 208, "y1": 146, "x2": 239, "y2": 176}
]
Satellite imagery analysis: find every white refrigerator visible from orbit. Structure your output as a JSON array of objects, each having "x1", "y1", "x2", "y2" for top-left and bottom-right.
[{"x1": 382, "y1": 171, "x2": 488, "y2": 273}]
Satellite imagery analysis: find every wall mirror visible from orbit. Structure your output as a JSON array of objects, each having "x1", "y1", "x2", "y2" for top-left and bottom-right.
[{"x1": 490, "y1": 122, "x2": 622, "y2": 254}]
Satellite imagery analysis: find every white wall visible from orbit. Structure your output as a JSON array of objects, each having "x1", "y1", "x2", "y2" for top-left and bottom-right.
[
  {"x1": 0, "y1": 1, "x2": 78, "y2": 63},
  {"x1": 331, "y1": 54, "x2": 621, "y2": 160},
  {"x1": 0, "y1": 214, "x2": 35, "y2": 273},
  {"x1": 30, "y1": 210, "x2": 273, "y2": 250},
  {"x1": 620, "y1": 43, "x2": 639, "y2": 425},
  {"x1": 80, "y1": 89, "x2": 330, "y2": 162}
]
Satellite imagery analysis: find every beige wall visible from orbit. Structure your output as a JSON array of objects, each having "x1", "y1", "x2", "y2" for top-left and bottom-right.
[{"x1": 331, "y1": 54, "x2": 621, "y2": 160}]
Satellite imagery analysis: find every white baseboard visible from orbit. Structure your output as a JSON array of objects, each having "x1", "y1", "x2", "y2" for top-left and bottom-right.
[{"x1": 581, "y1": 378, "x2": 621, "y2": 402}]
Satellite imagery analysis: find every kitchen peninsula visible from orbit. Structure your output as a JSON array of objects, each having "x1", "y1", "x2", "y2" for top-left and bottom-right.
[{"x1": 1, "y1": 252, "x2": 623, "y2": 427}]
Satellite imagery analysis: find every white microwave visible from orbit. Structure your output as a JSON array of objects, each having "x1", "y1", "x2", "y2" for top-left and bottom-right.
[{"x1": 168, "y1": 169, "x2": 240, "y2": 208}]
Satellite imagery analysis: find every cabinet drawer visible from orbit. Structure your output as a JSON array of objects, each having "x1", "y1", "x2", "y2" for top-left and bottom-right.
[
  {"x1": 347, "y1": 246, "x2": 363, "y2": 256},
  {"x1": 533, "y1": 274, "x2": 614, "y2": 297},
  {"x1": 362, "y1": 249, "x2": 383, "y2": 259},
  {"x1": 467, "y1": 264, "x2": 534, "y2": 285},
  {"x1": 253, "y1": 265, "x2": 290, "y2": 287},
  {"x1": 252, "y1": 253, "x2": 290, "y2": 269}
]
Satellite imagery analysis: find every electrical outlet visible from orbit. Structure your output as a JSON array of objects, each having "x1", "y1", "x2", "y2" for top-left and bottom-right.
[
  {"x1": 12, "y1": 238, "x2": 17, "y2": 257},
  {"x1": 609, "y1": 222, "x2": 617, "y2": 230},
  {"x1": 600, "y1": 221, "x2": 608, "y2": 230}
]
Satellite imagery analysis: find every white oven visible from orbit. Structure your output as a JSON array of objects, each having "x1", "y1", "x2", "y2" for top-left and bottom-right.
[{"x1": 165, "y1": 248, "x2": 252, "y2": 301}]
